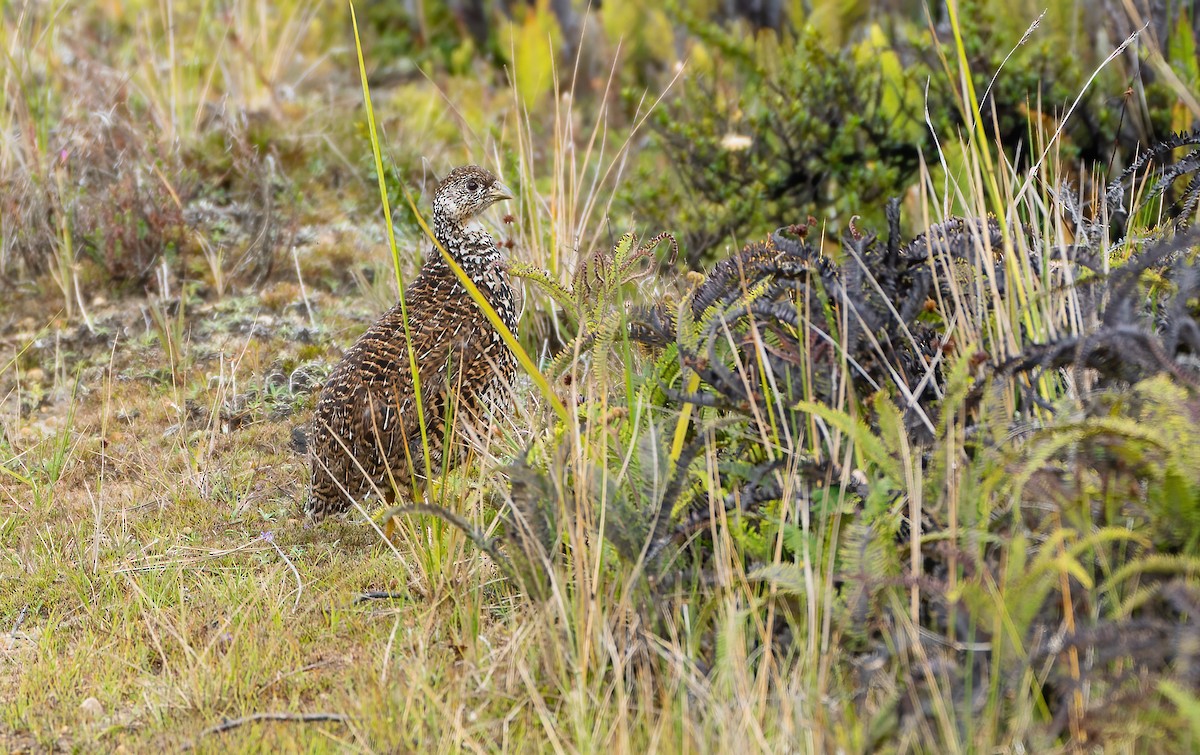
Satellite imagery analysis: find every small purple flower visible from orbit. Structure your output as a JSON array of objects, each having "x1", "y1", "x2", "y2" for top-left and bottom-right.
[{"x1": 261, "y1": 531, "x2": 274, "y2": 543}]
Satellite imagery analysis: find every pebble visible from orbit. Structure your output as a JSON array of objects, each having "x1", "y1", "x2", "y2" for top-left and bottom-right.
[
  {"x1": 79, "y1": 696, "x2": 104, "y2": 719},
  {"x1": 25, "y1": 367, "x2": 45, "y2": 383}
]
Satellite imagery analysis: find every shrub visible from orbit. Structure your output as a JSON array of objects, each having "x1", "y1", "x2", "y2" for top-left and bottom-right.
[
  {"x1": 629, "y1": 0, "x2": 1199, "y2": 265},
  {"x1": 633, "y1": 21, "x2": 925, "y2": 264}
]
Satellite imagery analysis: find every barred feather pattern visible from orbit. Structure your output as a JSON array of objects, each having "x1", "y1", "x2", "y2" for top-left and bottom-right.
[{"x1": 306, "y1": 165, "x2": 517, "y2": 518}]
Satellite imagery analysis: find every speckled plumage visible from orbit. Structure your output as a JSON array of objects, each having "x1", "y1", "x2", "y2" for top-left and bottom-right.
[{"x1": 306, "y1": 165, "x2": 517, "y2": 519}]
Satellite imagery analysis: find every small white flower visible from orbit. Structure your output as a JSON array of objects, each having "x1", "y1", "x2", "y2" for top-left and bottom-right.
[{"x1": 720, "y1": 133, "x2": 752, "y2": 151}]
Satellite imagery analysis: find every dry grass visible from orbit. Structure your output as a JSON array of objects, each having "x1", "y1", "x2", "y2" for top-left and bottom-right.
[{"x1": 3, "y1": 2, "x2": 1200, "y2": 753}]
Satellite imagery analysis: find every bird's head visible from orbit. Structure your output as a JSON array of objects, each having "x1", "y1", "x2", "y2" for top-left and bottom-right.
[{"x1": 432, "y1": 165, "x2": 513, "y2": 226}]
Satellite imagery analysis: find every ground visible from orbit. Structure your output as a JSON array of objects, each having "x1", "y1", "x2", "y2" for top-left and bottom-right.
[
  {"x1": 0, "y1": 216, "x2": 564, "y2": 751},
  {"x1": 5, "y1": 2, "x2": 1200, "y2": 751}
]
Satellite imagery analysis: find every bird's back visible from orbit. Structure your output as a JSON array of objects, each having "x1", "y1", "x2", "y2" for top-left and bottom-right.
[{"x1": 306, "y1": 259, "x2": 517, "y2": 518}]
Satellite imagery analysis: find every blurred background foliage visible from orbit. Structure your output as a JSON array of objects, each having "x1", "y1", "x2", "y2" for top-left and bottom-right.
[
  {"x1": 353, "y1": 0, "x2": 1199, "y2": 262},
  {"x1": 3, "y1": 0, "x2": 1198, "y2": 287}
]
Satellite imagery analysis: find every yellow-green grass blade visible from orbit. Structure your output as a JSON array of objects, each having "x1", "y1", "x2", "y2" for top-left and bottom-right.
[
  {"x1": 669, "y1": 371, "x2": 702, "y2": 468},
  {"x1": 349, "y1": 0, "x2": 433, "y2": 491}
]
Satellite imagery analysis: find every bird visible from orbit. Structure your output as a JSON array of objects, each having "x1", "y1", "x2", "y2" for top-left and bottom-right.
[{"x1": 305, "y1": 165, "x2": 517, "y2": 519}]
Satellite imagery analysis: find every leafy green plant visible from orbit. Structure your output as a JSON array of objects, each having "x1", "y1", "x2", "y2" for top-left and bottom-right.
[
  {"x1": 623, "y1": 0, "x2": 1200, "y2": 265},
  {"x1": 635, "y1": 21, "x2": 925, "y2": 263},
  {"x1": 510, "y1": 230, "x2": 676, "y2": 378}
]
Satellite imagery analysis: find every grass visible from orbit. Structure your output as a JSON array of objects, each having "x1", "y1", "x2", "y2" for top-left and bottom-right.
[{"x1": 4, "y1": 1, "x2": 1200, "y2": 752}]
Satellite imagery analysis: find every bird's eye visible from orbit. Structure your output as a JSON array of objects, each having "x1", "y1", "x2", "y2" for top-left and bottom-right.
[{"x1": 467, "y1": 181, "x2": 479, "y2": 192}]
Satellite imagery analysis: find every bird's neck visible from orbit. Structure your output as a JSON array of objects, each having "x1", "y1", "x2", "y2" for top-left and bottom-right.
[
  {"x1": 427, "y1": 216, "x2": 517, "y2": 329},
  {"x1": 431, "y1": 216, "x2": 500, "y2": 277}
]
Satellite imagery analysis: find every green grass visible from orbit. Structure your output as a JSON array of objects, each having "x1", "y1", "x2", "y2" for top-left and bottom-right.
[{"x1": 4, "y1": 1, "x2": 1200, "y2": 752}]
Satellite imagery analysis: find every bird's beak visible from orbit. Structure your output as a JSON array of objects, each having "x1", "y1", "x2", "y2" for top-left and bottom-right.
[{"x1": 489, "y1": 181, "x2": 514, "y2": 202}]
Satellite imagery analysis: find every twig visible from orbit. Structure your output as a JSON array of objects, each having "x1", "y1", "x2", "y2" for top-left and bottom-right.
[
  {"x1": 291, "y1": 244, "x2": 315, "y2": 329},
  {"x1": 7, "y1": 605, "x2": 28, "y2": 651},
  {"x1": 10, "y1": 605, "x2": 28, "y2": 635},
  {"x1": 184, "y1": 712, "x2": 349, "y2": 749},
  {"x1": 356, "y1": 591, "x2": 406, "y2": 603}
]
